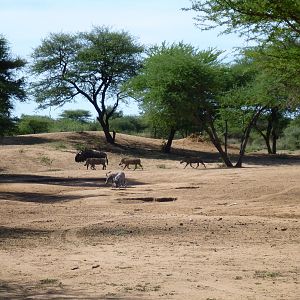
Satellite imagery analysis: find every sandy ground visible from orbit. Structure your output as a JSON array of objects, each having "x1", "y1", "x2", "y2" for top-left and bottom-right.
[{"x1": 0, "y1": 132, "x2": 299, "y2": 300}]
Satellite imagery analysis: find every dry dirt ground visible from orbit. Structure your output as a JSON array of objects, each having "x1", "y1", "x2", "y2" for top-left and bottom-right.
[{"x1": 0, "y1": 131, "x2": 299, "y2": 300}]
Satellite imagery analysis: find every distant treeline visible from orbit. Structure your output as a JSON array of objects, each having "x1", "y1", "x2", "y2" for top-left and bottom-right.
[{"x1": 11, "y1": 110, "x2": 300, "y2": 152}]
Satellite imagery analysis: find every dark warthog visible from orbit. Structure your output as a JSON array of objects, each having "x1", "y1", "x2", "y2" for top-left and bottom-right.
[
  {"x1": 180, "y1": 157, "x2": 206, "y2": 169},
  {"x1": 75, "y1": 149, "x2": 108, "y2": 165}
]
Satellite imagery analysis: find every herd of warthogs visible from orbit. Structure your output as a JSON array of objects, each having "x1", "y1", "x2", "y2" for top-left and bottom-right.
[{"x1": 75, "y1": 149, "x2": 207, "y2": 188}]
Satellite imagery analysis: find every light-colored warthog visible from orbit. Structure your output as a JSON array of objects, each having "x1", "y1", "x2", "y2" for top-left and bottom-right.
[
  {"x1": 119, "y1": 158, "x2": 143, "y2": 170},
  {"x1": 180, "y1": 157, "x2": 206, "y2": 169},
  {"x1": 105, "y1": 171, "x2": 126, "y2": 188}
]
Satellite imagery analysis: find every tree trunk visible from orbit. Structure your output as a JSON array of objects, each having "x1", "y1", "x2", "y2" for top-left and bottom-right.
[
  {"x1": 255, "y1": 107, "x2": 279, "y2": 154},
  {"x1": 271, "y1": 131, "x2": 277, "y2": 154},
  {"x1": 97, "y1": 116, "x2": 115, "y2": 144},
  {"x1": 255, "y1": 123, "x2": 272, "y2": 154},
  {"x1": 162, "y1": 127, "x2": 176, "y2": 153},
  {"x1": 203, "y1": 118, "x2": 233, "y2": 167},
  {"x1": 270, "y1": 107, "x2": 279, "y2": 154},
  {"x1": 235, "y1": 107, "x2": 265, "y2": 167},
  {"x1": 224, "y1": 120, "x2": 228, "y2": 155}
]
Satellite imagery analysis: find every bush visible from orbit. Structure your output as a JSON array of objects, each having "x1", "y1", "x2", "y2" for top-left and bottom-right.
[
  {"x1": 278, "y1": 125, "x2": 300, "y2": 150},
  {"x1": 48, "y1": 118, "x2": 96, "y2": 132},
  {"x1": 110, "y1": 116, "x2": 148, "y2": 134},
  {"x1": 17, "y1": 115, "x2": 52, "y2": 134}
]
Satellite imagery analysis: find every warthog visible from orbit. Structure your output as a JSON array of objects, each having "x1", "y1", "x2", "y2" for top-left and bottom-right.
[
  {"x1": 119, "y1": 158, "x2": 143, "y2": 170},
  {"x1": 105, "y1": 171, "x2": 126, "y2": 188},
  {"x1": 84, "y1": 158, "x2": 107, "y2": 170},
  {"x1": 180, "y1": 157, "x2": 206, "y2": 169},
  {"x1": 75, "y1": 149, "x2": 108, "y2": 165}
]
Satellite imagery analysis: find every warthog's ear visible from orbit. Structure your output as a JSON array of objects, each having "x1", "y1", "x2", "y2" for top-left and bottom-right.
[{"x1": 106, "y1": 171, "x2": 111, "y2": 177}]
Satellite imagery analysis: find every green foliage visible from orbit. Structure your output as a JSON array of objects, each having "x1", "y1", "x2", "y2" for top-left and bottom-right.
[
  {"x1": 185, "y1": 0, "x2": 300, "y2": 42},
  {"x1": 0, "y1": 35, "x2": 26, "y2": 136},
  {"x1": 30, "y1": 26, "x2": 144, "y2": 143},
  {"x1": 185, "y1": 1, "x2": 300, "y2": 107},
  {"x1": 49, "y1": 118, "x2": 100, "y2": 133},
  {"x1": 59, "y1": 109, "x2": 92, "y2": 122},
  {"x1": 17, "y1": 115, "x2": 52, "y2": 134},
  {"x1": 126, "y1": 42, "x2": 222, "y2": 136},
  {"x1": 278, "y1": 116, "x2": 300, "y2": 150},
  {"x1": 110, "y1": 115, "x2": 148, "y2": 134},
  {"x1": 15, "y1": 113, "x2": 149, "y2": 136}
]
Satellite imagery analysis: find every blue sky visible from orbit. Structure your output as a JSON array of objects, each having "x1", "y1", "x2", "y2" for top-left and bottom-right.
[{"x1": 1, "y1": 0, "x2": 246, "y2": 118}]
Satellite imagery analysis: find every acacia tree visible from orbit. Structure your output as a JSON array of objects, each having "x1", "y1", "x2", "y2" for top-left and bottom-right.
[
  {"x1": 253, "y1": 108, "x2": 290, "y2": 154},
  {"x1": 126, "y1": 41, "x2": 289, "y2": 166},
  {"x1": 126, "y1": 43, "x2": 221, "y2": 153},
  {"x1": 59, "y1": 109, "x2": 92, "y2": 123},
  {"x1": 30, "y1": 26, "x2": 144, "y2": 144},
  {"x1": 0, "y1": 35, "x2": 26, "y2": 136},
  {"x1": 185, "y1": 0, "x2": 300, "y2": 40},
  {"x1": 185, "y1": 0, "x2": 300, "y2": 106}
]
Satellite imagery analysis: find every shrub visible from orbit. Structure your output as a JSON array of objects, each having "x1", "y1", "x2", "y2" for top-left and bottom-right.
[
  {"x1": 278, "y1": 125, "x2": 300, "y2": 150},
  {"x1": 17, "y1": 115, "x2": 52, "y2": 134}
]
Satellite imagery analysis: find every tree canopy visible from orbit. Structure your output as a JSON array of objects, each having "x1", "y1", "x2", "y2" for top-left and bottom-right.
[
  {"x1": 0, "y1": 35, "x2": 26, "y2": 136},
  {"x1": 184, "y1": 0, "x2": 300, "y2": 41},
  {"x1": 30, "y1": 26, "x2": 144, "y2": 143},
  {"x1": 59, "y1": 109, "x2": 92, "y2": 123},
  {"x1": 126, "y1": 43, "x2": 222, "y2": 152},
  {"x1": 185, "y1": 0, "x2": 300, "y2": 107}
]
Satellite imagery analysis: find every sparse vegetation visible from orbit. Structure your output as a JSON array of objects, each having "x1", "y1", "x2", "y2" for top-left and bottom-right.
[
  {"x1": 254, "y1": 270, "x2": 281, "y2": 279},
  {"x1": 39, "y1": 278, "x2": 59, "y2": 285},
  {"x1": 51, "y1": 141, "x2": 67, "y2": 150},
  {"x1": 156, "y1": 164, "x2": 167, "y2": 169},
  {"x1": 39, "y1": 155, "x2": 53, "y2": 166}
]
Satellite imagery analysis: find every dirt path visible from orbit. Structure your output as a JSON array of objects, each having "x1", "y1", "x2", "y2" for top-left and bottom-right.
[{"x1": 0, "y1": 133, "x2": 299, "y2": 299}]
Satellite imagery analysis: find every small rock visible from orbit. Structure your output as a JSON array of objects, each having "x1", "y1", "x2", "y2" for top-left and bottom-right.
[{"x1": 92, "y1": 264, "x2": 100, "y2": 269}]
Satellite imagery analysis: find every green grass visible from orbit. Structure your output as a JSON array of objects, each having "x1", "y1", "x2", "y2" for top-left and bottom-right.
[
  {"x1": 39, "y1": 278, "x2": 59, "y2": 285},
  {"x1": 254, "y1": 270, "x2": 281, "y2": 279},
  {"x1": 39, "y1": 155, "x2": 54, "y2": 166}
]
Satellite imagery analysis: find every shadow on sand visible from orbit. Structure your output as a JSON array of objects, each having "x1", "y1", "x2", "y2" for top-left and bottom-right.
[
  {"x1": 0, "y1": 174, "x2": 145, "y2": 204},
  {"x1": 0, "y1": 280, "x2": 140, "y2": 300}
]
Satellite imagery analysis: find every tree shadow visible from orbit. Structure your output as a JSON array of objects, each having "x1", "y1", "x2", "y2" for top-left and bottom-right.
[
  {"x1": 0, "y1": 174, "x2": 106, "y2": 187},
  {"x1": 0, "y1": 226, "x2": 52, "y2": 239},
  {"x1": 0, "y1": 174, "x2": 145, "y2": 203},
  {"x1": 0, "y1": 280, "x2": 138, "y2": 300},
  {"x1": 113, "y1": 142, "x2": 300, "y2": 166},
  {"x1": 0, "y1": 191, "x2": 85, "y2": 203},
  {"x1": 0, "y1": 135, "x2": 52, "y2": 146},
  {"x1": 113, "y1": 141, "x2": 221, "y2": 162},
  {"x1": 237, "y1": 153, "x2": 300, "y2": 166}
]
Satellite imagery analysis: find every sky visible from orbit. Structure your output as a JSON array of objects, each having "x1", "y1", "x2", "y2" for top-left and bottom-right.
[{"x1": 1, "y1": 0, "x2": 247, "y2": 119}]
